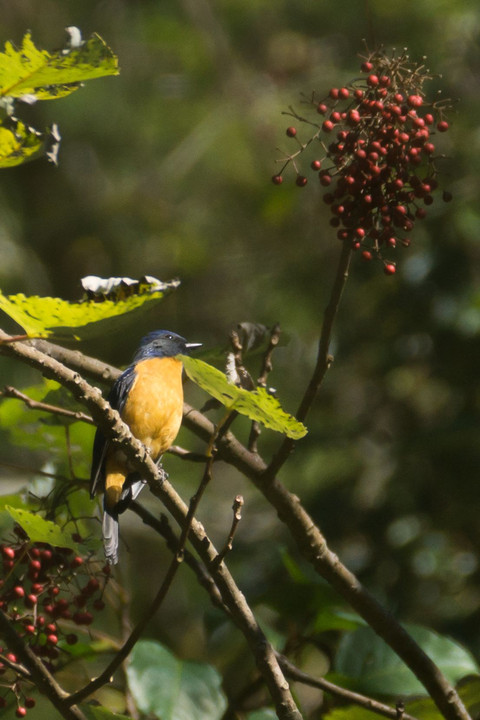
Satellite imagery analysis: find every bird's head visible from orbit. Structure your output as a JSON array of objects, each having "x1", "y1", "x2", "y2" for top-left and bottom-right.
[{"x1": 133, "y1": 330, "x2": 202, "y2": 362}]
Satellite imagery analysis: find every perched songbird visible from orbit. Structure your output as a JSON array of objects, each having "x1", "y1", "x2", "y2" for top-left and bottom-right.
[{"x1": 90, "y1": 330, "x2": 201, "y2": 564}]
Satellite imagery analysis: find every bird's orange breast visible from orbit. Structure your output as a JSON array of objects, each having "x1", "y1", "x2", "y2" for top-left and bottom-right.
[{"x1": 121, "y1": 357, "x2": 184, "y2": 459}]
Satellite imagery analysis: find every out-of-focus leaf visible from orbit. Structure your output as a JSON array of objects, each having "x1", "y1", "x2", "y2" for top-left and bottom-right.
[
  {"x1": 127, "y1": 640, "x2": 227, "y2": 720},
  {"x1": 0, "y1": 277, "x2": 179, "y2": 339},
  {"x1": 81, "y1": 706, "x2": 131, "y2": 720},
  {"x1": 0, "y1": 118, "x2": 60, "y2": 167},
  {"x1": 181, "y1": 355, "x2": 307, "y2": 439},
  {"x1": 0, "y1": 29, "x2": 118, "y2": 101},
  {"x1": 247, "y1": 711, "x2": 278, "y2": 720},
  {"x1": 335, "y1": 624, "x2": 479, "y2": 697},
  {"x1": 5, "y1": 506, "x2": 81, "y2": 551}
]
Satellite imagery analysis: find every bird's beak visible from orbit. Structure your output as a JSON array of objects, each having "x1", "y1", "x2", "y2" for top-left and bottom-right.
[{"x1": 185, "y1": 342, "x2": 202, "y2": 350}]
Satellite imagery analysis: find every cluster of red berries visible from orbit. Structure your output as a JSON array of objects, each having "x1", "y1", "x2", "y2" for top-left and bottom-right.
[
  {"x1": 0, "y1": 527, "x2": 109, "y2": 715},
  {"x1": 272, "y1": 48, "x2": 452, "y2": 274}
]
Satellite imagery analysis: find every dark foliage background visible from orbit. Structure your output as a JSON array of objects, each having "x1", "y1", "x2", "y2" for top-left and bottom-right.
[{"x1": 0, "y1": 0, "x2": 479, "y2": 710}]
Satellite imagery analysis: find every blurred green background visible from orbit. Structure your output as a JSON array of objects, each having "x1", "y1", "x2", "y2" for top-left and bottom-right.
[{"x1": 1, "y1": 0, "x2": 480, "y2": 698}]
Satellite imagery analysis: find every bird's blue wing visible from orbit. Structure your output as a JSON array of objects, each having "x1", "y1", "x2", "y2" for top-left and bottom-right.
[{"x1": 90, "y1": 364, "x2": 137, "y2": 497}]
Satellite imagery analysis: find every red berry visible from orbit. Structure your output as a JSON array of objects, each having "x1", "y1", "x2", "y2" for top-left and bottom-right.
[
  {"x1": 271, "y1": 175, "x2": 283, "y2": 185},
  {"x1": 329, "y1": 87, "x2": 339, "y2": 99},
  {"x1": 317, "y1": 102, "x2": 328, "y2": 115},
  {"x1": 354, "y1": 89, "x2": 364, "y2": 100},
  {"x1": 361, "y1": 61, "x2": 373, "y2": 72},
  {"x1": 2, "y1": 546, "x2": 15, "y2": 559},
  {"x1": 25, "y1": 594, "x2": 37, "y2": 608},
  {"x1": 24, "y1": 624, "x2": 35, "y2": 635},
  {"x1": 384, "y1": 263, "x2": 396, "y2": 275},
  {"x1": 424, "y1": 113, "x2": 434, "y2": 125},
  {"x1": 47, "y1": 634, "x2": 58, "y2": 645},
  {"x1": 16, "y1": 708, "x2": 27, "y2": 718},
  {"x1": 286, "y1": 126, "x2": 297, "y2": 138},
  {"x1": 408, "y1": 94, "x2": 423, "y2": 108},
  {"x1": 322, "y1": 120, "x2": 334, "y2": 132},
  {"x1": 437, "y1": 120, "x2": 449, "y2": 132},
  {"x1": 6, "y1": 652, "x2": 17, "y2": 663},
  {"x1": 310, "y1": 159, "x2": 322, "y2": 171},
  {"x1": 367, "y1": 74, "x2": 379, "y2": 87},
  {"x1": 25, "y1": 698, "x2": 35, "y2": 709},
  {"x1": 71, "y1": 556, "x2": 83, "y2": 568},
  {"x1": 339, "y1": 87, "x2": 350, "y2": 99},
  {"x1": 361, "y1": 250, "x2": 373, "y2": 261},
  {"x1": 13, "y1": 586, "x2": 25, "y2": 598},
  {"x1": 296, "y1": 175, "x2": 308, "y2": 187}
]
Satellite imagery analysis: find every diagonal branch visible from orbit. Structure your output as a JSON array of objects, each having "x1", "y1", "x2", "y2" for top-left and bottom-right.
[
  {"x1": 0, "y1": 329, "x2": 302, "y2": 720},
  {"x1": 1, "y1": 332, "x2": 472, "y2": 720}
]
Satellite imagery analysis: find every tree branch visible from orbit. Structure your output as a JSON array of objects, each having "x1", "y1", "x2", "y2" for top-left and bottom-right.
[
  {"x1": 0, "y1": 329, "x2": 302, "y2": 720},
  {"x1": 1, "y1": 331, "x2": 471, "y2": 720},
  {"x1": 0, "y1": 610, "x2": 86, "y2": 720}
]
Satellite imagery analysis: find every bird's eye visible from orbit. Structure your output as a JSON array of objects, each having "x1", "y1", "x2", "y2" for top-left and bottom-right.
[{"x1": 166, "y1": 334, "x2": 173, "y2": 340}]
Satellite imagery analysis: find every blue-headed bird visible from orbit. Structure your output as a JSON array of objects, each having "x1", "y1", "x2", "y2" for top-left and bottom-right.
[{"x1": 90, "y1": 330, "x2": 201, "y2": 564}]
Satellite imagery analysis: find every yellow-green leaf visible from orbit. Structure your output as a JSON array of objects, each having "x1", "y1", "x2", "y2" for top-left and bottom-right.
[
  {"x1": 5, "y1": 506, "x2": 81, "y2": 551},
  {"x1": 0, "y1": 117, "x2": 59, "y2": 168},
  {"x1": 0, "y1": 277, "x2": 180, "y2": 339},
  {"x1": 0, "y1": 29, "x2": 119, "y2": 101},
  {"x1": 181, "y1": 355, "x2": 307, "y2": 440}
]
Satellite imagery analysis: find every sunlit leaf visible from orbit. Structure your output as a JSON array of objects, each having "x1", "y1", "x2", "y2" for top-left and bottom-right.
[
  {"x1": 5, "y1": 506, "x2": 81, "y2": 551},
  {"x1": 127, "y1": 640, "x2": 227, "y2": 720},
  {"x1": 0, "y1": 29, "x2": 118, "y2": 101},
  {"x1": 0, "y1": 277, "x2": 180, "y2": 339},
  {"x1": 0, "y1": 117, "x2": 60, "y2": 168},
  {"x1": 180, "y1": 355, "x2": 307, "y2": 439}
]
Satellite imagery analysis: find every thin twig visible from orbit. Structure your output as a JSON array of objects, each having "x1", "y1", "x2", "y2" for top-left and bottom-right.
[
  {"x1": 249, "y1": 323, "x2": 281, "y2": 452},
  {"x1": 266, "y1": 240, "x2": 352, "y2": 478},
  {"x1": 1, "y1": 385, "x2": 94, "y2": 424},
  {"x1": 277, "y1": 654, "x2": 418, "y2": 720},
  {"x1": 213, "y1": 494, "x2": 244, "y2": 568}
]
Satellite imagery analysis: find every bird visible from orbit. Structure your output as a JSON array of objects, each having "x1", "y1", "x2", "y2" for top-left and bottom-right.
[{"x1": 90, "y1": 330, "x2": 202, "y2": 564}]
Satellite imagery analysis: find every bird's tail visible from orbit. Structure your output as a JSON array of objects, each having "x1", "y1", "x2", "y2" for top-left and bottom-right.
[{"x1": 102, "y1": 506, "x2": 119, "y2": 565}]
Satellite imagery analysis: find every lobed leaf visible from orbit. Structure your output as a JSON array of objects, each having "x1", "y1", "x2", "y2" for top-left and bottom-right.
[{"x1": 180, "y1": 354, "x2": 307, "y2": 439}]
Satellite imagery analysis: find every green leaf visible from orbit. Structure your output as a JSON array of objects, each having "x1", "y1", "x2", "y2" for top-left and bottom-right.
[
  {"x1": 5, "y1": 506, "x2": 81, "y2": 551},
  {"x1": 127, "y1": 640, "x2": 227, "y2": 720},
  {"x1": 181, "y1": 355, "x2": 307, "y2": 440},
  {"x1": 0, "y1": 30, "x2": 118, "y2": 101},
  {"x1": 81, "y1": 706, "x2": 131, "y2": 720},
  {"x1": 0, "y1": 117, "x2": 59, "y2": 168},
  {"x1": 247, "y1": 711, "x2": 278, "y2": 720},
  {"x1": 0, "y1": 277, "x2": 179, "y2": 339},
  {"x1": 335, "y1": 624, "x2": 479, "y2": 697}
]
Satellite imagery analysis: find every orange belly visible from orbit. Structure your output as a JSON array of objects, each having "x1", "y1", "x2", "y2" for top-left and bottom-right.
[{"x1": 105, "y1": 357, "x2": 184, "y2": 507}]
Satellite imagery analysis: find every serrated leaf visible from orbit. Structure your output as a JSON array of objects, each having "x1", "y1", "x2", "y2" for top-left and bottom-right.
[
  {"x1": 0, "y1": 278, "x2": 179, "y2": 339},
  {"x1": 181, "y1": 355, "x2": 307, "y2": 440},
  {"x1": 0, "y1": 117, "x2": 60, "y2": 167},
  {"x1": 0, "y1": 30, "x2": 118, "y2": 101},
  {"x1": 5, "y1": 506, "x2": 81, "y2": 551},
  {"x1": 335, "y1": 624, "x2": 479, "y2": 697},
  {"x1": 127, "y1": 640, "x2": 227, "y2": 720}
]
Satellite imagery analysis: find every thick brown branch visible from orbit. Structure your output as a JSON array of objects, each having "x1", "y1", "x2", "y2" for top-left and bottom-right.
[
  {"x1": 0, "y1": 330, "x2": 302, "y2": 720},
  {"x1": 2, "y1": 332, "x2": 471, "y2": 720}
]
